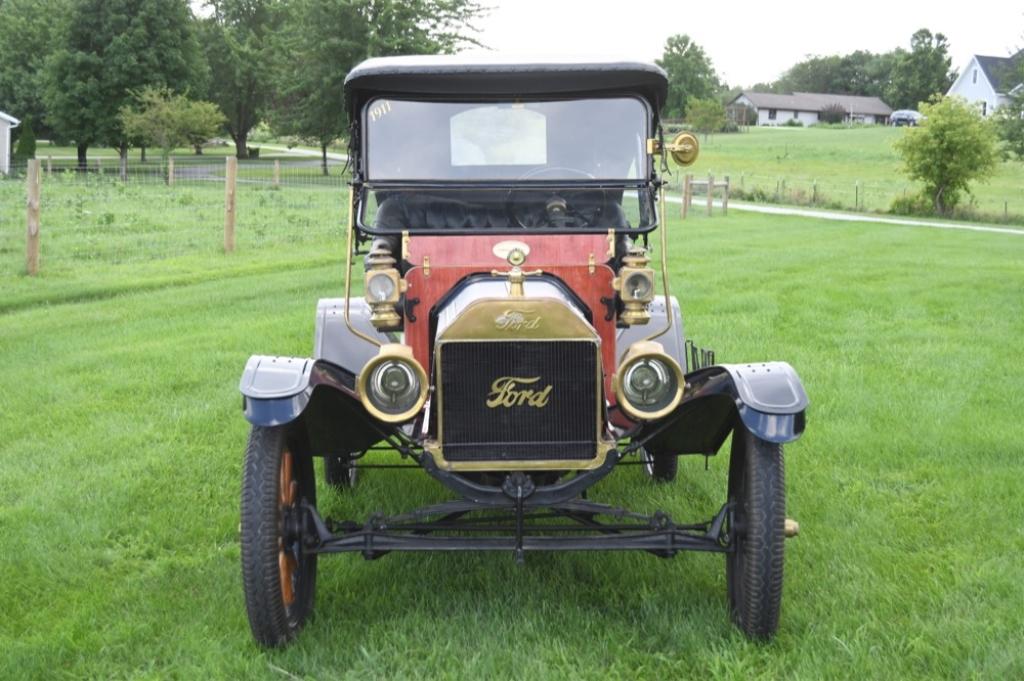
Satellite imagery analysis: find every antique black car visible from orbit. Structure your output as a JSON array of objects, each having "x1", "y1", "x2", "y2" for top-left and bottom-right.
[{"x1": 238, "y1": 56, "x2": 808, "y2": 647}]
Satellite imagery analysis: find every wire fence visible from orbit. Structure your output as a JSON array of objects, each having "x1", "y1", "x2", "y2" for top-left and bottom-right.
[
  {"x1": 0, "y1": 158, "x2": 349, "y2": 277},
  {"x1": 664, "y1": 170, "x2": 1024, "y2": 224}
]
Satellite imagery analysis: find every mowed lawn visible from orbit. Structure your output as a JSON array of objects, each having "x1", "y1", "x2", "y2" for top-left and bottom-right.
[
  {"x1": 1, "y1": 209, "x2": 1022, "y2": 679},
  {"x1": 685, "y1": 126, "x2": 1024, "y2": 219}
]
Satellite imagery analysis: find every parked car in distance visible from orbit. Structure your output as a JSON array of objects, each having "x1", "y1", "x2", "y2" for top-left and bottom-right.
[{"x1": 890, "y1": 109, "x2": 923, "y2": 126}]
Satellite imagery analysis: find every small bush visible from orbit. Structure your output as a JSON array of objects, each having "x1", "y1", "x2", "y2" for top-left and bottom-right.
[
  {"x1": 889, "y1": 192, "x2": 934, "y2": 216},
  {"x1": 819, "y1": 103, "x2": 847, "y2": 124},
  {"x1": 720, "y1": 121, "x2": 741, "y2": 134},
  {"x1": 782, "y1": 118, "x2": 804, "y2": 127},
  {"x1": 13, "y1": 118, "x2": 37, "y2": 161}
]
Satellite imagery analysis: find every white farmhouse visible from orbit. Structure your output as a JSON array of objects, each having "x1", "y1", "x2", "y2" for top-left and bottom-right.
[
  {"x1": 946, "y1": 51, "x2": 1023, "y2": 116},
  {"x1": 727, "y1": 92, "x2": 892, "y2": 126},
  {"x1": 0, "y1": 111, "x2": 21, "y2": 175}
]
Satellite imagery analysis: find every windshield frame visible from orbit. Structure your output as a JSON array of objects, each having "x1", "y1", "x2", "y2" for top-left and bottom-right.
[{"x1": 357, "y1": 94, "x2": 654, "y2": 186}]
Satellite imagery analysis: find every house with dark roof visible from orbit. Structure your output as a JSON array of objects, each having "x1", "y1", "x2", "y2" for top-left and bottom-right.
[
  {"x1": 946, "y1": 51, "x2": 1019, "y2": 115},
  {"x1": 727, "y1": 91, "x2": 892, "y2": 127},
  {"x1": 947, "y1": 50, "x2": 1024, "y2": 116}
]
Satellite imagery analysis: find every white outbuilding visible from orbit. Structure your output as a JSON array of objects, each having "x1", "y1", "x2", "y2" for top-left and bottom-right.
[{"x1": 1, "y1": 111, "x2": 21, "y2": 175}]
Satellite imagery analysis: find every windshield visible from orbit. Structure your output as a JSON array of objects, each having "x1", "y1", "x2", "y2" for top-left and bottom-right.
[{"x1": 364, "y1": 98, "x2": 649, "y2": 182}]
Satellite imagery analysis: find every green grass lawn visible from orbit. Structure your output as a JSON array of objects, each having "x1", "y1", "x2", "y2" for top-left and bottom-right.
[
  {"x1": 0, "y1": 173, "x2": 347, "y2": 307},
  {"x1": 684, "y1": 126, "x2": 1024, "y2": 221},
  {"x1": 1, "y1": 207, "x2": 1021, "y2": 678}
]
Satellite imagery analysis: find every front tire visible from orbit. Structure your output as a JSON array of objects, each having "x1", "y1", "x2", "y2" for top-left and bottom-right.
[
  {"x1": 725, "y1": 423, "x2": 785, "y2": 640},
  {"x1": 241, "y1": 425, "x2": 318, "y2": 647}
]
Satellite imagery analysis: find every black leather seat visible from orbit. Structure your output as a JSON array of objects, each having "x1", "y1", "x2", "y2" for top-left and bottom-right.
[{"x1": 373, "y1": 191, "x2": 628, "y2": 231}]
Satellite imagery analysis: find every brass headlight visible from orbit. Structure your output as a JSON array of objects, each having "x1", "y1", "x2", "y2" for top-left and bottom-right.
[
  {"x1": 613, "y1": 341, "x2": 684, "y2": 421},
  {"x1": 357, "y1": 344, "x2": 428, "y2": 423}
]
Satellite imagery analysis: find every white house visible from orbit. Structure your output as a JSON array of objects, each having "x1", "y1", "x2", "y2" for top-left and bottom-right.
[
  {"x1": 947, "y1": 51, "x2": 1024, "y2": 116},
  {"x1": 727, "y1": 91, "x2": 892, "y2": 126},
  {"x1": 0, "y1": 111, "x2": 20, "y2": 175}
]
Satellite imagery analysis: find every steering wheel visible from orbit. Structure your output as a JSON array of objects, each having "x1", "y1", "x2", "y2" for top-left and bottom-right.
[{"x1": 506, "y1": 167, "x2": 607, "y2": 229}]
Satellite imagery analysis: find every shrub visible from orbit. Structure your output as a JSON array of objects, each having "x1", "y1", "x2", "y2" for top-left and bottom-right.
[
  {"x1": 893, "y1": 96, "x2": 998, "y2": 214},
  {"x1": 13, "y1": 118, "x2": 36, "y2": 161},
  {"x1": 782, "y1": 118, "x2": 804, "y2": 127},
  {"x1": 819, "y1": 104, "x2": 847, "y2": 124},
  {"x1": 889, "y1": 192, "x2": 934, "y2": 216}
]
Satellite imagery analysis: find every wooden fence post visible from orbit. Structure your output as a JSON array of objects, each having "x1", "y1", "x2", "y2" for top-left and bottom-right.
[
  {"x1": 46, "y1": 155, "x2": 52, "y2": 176},
  {"x1": 722, "y1": 176, "x2": 729, "y2": 216},
  {"x1": 855, "y1": 181, "x2": 859, "y2": 210},
  {"x1": 168, "y1": 158, "x2": 175, "y2": 187},
  {"x1": 812, "y1": 180, "x2": 818, "y2": 204},
  {"x1": 26, "y1": 159, "x2": 41, "y2": 276},
  {"x1": 273, "y1": 159, "x2": 281, "y2": 188},
  {"x1": 707, "y1": 174, "x2": 714, "y2": 216},
  {"x1": 224, "y1": 156, "x2": 237, "y2": 252}
]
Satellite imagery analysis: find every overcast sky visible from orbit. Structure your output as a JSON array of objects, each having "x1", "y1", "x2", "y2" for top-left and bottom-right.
[{"x1": 464, "y1": 1, "x2": 1024, "y2": 87}]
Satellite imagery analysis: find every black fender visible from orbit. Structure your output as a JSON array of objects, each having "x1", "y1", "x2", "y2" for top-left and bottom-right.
[
  {"x1": 641, "y1": 362, "x2": 807, "y2": 457},
  {"x1": 238, "y1": 355, "x2": 386, "y2": 457}
]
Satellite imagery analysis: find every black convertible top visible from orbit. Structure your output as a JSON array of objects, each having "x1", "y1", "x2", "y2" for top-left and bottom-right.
[{"x1": 344, "y1": 55, "x2": 669, "y2": 118}]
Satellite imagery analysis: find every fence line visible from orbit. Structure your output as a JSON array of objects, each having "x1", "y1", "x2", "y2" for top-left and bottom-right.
[
  {"x1": 668, "y1": 170, "x2": 1022, "y2": 221},
  {"x1": 0, "y1": 158, "x2": 350, "y2": 277}
]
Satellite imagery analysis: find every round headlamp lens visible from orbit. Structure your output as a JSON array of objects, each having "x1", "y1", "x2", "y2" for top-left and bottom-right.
[
  {"x1": 367, "y1": 273, "x2": 396, "y2": 302},
  {"x1": 622, "y1": 357, "x2": 677, "y2": 412},
  {"x1": 624, "y1": 272, "x2": 653, "y2": 300},
  {"x1": 368, "y1": 360, "x2": 419, "y2": 414}
]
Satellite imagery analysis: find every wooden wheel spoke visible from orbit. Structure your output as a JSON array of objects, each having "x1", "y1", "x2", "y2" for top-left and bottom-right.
[
  {"x1": 278, "y1": 549, "x2": 296, "y2": 606},
  {"x1": 279, "y1": 450, "x2": 294, "y2": 506}
]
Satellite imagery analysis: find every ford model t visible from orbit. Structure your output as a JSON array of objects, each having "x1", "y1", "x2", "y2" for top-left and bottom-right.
[{"x1": 238, "y1": 57, "x2": 808, "y2": 647}]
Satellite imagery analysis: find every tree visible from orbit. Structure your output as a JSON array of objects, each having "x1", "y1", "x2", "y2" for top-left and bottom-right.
[
  {"x1": 268, "y1": 0, "x2": 485, "y2": 174},
  {"x1": 773, "y1": 50, "x2": 900, "y2": 99},
  {"x1": 893, "y1": 96, "x2": 998, "y2": 214},
  {"x1": 887, "y1": 29, "x2": 956, "y2": 110},
  {"x1": 656, "y1": 35, "x2": 721, "y2": 119},
  {"x1": 44, "y1": 0, "x2": 206, "y2": 170},
  {"x1": 0, "y1": 0, "x2": 70, "y2": 138},
  {"x1": 120, "y1": 86, "x2": 225, "y2": 163},
  {"x1": 687, "y1": 98, "x2": 725, "y2": 139},
  {"x1": 199, "y1": 0, "x2": 284, "y2": 160},
  {"x1": 993, "y1": 59, "x2": 1024, "y2": 159},
  {"x1": 13, "y1": 117, "x2": 36, "y2": 162}
]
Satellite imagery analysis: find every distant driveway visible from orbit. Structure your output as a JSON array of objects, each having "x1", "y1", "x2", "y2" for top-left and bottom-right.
[{"x1": 668, "y1": 196, "x2": 1024, "y2": 237}]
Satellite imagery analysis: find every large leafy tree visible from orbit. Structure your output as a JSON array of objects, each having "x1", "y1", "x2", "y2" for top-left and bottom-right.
[
  {"x1": 0, "y1": 0, "x2": 70, "y2": 139},
  {"x1": 269, "y1": 0, "x2": 485, "y2": 173},
  {"x1": 199, "y1": 0, "x2": 284, "y2": 159},
  {"x1": 44, "y1": 0, "x2": 206, "y2": 169},
  {"x1": 894, "y1": 96, "x2": 998, "y2": 214},
  {"x1": 656, "y1": 35, "x2": 721, "y2": 119},
  {"x1": 886, "y1": 29, "x2": 956, "y2": 110},
  {"x1": 775, "y1": 51, "x2": 898, "y2": 99}
]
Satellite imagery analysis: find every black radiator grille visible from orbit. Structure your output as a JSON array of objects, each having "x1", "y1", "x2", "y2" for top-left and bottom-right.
[{"x1": 439, "y1": 340, "x2": 598, "y2": 461}]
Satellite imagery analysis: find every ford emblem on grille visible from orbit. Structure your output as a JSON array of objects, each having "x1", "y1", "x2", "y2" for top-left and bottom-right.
[{"x1": 486, "y1": 376, "x2": 553, "y2": 408}]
